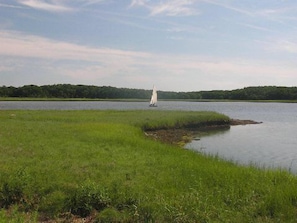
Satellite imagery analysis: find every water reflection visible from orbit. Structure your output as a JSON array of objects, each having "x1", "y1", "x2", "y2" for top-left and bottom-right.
[
  {"x1": 186, "y1": 123, "x2": 297, "y2": 173},
  {"x1": 193, "y1": 126, "x2": 230, "y2": 139},
  {"x1": 190, "y1": 126, "x2": 230, "y2": 151}
]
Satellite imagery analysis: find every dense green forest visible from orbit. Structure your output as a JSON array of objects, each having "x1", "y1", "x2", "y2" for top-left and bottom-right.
[{"x1": 0, "y1": 84, "x2": 297, "y2": 100}]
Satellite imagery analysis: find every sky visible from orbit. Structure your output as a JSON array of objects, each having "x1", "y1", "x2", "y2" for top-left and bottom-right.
[{"x1": 1, "y1": 0, "x2": 297, "y2": 91}]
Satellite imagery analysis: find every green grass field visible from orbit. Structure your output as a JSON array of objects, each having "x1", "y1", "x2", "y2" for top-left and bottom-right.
[{"x1": 1, "y1": 110, "x2": 297, "y2": 222}]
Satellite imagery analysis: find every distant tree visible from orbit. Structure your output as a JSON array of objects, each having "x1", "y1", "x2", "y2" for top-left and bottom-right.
[
  {"x1": 1, "y1": 84, "x2": 296, "y2": 100},
  {"x1": 0, "y1": 86, "x2": 16, "y2": 97},
  {"x1": 12, "y1": 85, "x2": 44, "y2": 97}
]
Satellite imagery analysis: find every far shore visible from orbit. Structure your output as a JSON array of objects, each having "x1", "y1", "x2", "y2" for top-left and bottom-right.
[{"x1": 1, "y1": 97, "x2": 297, "y2": 103}]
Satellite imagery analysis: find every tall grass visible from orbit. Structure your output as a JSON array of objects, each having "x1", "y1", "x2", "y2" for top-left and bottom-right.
[{"x1": 1, "y1": 110, "x2": 297, "y2": 222}]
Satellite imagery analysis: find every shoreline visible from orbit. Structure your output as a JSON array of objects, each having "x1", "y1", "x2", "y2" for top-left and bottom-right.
[
  {"x1": 230, "y1": 119, "x2": 263, "y2": 125},
  {"x1": 145, "y1": 119, "x2": 262, "y2": 146}
]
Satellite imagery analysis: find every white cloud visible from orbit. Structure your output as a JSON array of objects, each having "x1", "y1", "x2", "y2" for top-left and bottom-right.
[
  {"x1": 0, "y1": 30, "x2": 150, "y2": 61},
  {"x1": 130, "y1": 0, "x2": 198, "y2": 16},
  {"x1": 1, "y1": 30, "x2": 296, "y2": 90},
  {"x1": 0, "y1": 3, "x2": 25, "y2": 9},
  {"x1": 0, "y1": 30, "x2": 152, "y2": 84},
  {"x1": 16, "y1": 0, "x2": 114, "y2": 13},
  {"x1": 17, "y1": 0, "x2": 73, "y2": 12},
  {"x1": 151, "y1": 0, "x2": 197, "y2": 16}
]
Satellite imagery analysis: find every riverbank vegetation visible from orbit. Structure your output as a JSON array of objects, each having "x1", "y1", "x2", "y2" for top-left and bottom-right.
[
  {"x1": 1, "y1": 84, "x2": 297, "y2": 101},
  {"x1": 1, "y1": 110, "x2": 297, "y2": 222}
]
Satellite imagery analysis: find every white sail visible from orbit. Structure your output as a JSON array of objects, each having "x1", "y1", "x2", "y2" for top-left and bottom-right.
[{"x1": 149, "y1": 86, "x2": 157, "y2": 107}]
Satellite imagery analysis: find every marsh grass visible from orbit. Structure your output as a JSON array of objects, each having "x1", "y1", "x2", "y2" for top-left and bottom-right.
[{"x1": 1, "y1": 110, "x2": 297, "y2": 222}]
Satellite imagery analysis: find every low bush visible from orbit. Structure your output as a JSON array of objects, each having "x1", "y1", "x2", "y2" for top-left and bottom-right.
[{"x1": 67, "y1": 182, "x2": 111, "y2": 217}]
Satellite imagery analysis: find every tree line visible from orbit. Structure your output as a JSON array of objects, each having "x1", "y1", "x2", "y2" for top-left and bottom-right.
[
  {"x1": 0, "y1": 84, "x2": 296, "y2": 100},
  {"x1": 199, "y1": 86, "x2": 297, "y2": 100}
]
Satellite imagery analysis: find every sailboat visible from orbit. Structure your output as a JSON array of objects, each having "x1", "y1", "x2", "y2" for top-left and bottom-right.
[{"x1": 149, "y1": 85, "x2": 157, "y2": 107}]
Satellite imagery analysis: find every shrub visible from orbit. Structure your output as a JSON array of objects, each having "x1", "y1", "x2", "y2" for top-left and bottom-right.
[
  {"x1": 0, "y1": 169, "x2": 37, "y2": 210},
  {"x1": 95, "y1": 207, "x2": 125, "y2": 223},
  {"x1": 68, "y1": 182, "x2": 111, "y2": 217}
]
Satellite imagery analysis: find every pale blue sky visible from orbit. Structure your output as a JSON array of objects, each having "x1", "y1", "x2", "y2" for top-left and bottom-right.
[{"x1": 1, "y1": 0, "x2": 297, "y2": 91}]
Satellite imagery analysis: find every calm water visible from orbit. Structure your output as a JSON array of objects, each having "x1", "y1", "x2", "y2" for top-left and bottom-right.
[{"x1": 1, "y1": 101, "x2": 297, "y2": 172}]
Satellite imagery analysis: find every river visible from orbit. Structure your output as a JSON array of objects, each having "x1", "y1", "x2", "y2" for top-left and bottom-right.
[{"x1": 1, "y1": 100, "x2": 297, "y2": 172}]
